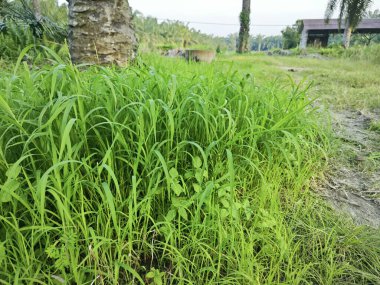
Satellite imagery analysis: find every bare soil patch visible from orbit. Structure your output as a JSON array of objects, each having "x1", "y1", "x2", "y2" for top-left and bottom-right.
[{"x1": 321, "y1": 109, "x2": 380, "y2": 228}]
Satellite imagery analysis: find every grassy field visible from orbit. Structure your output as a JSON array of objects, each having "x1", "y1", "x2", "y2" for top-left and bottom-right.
[
  {"x1": 0, "y1": 49, "x2": 379, "y2": 284},
  {"x1": 219, "y1": 53, "x2": 380, "y2": 111}
]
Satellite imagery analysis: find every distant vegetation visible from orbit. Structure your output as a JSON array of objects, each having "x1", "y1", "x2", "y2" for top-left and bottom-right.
[
  {"x1": 326, "y1": 9, "x2": 380, "y2": 47},
  {"x1": 132, "y1": 11, "x2": 228, "y2": 52},
  {"x1": 0, "y1": 0, "x2": 67, "y2": 59},
  {"x1": 302, "y1": 44, "x2": 380, "y2": 63},
  {"x1": 132, "y1": 10, "x2": 283, "y2": 52},
  {"x1": 325, "y1": 0, "x2": 375, "y2": 48},
  {"x1": 1, "y1": 0, "x2": 380, "y2": 58},
  {"x1": 281, "y1": 24, "x2": 301, "y2": 49}
]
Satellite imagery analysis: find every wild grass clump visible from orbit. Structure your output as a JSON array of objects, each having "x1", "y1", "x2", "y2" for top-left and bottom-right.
[
  {"x1": 303, "y1": 44, "x2": 380, "y2": 64},
  {"x1": 0, "y1": 49, "x2": 379, "y2": 284},
  {"x1": 341, "y1": 44, "x2": 380, "y2": 64}
]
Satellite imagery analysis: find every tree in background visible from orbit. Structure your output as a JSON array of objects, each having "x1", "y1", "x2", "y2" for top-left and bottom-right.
[
  {"x1": 251, "y1": 35, "x2": 283, "y2": 51},
  {"x1": 365, "y1": 8, "x2": 380, "y2": 18},
  {"x1": 251, "y1": 34, "x2": 265, "y2": 51},
  {"x1": 132, "y1": 11, "x2": 228, "y2": 52},
  {"x1": 361, "y1": 9, "x2": 380, "y2": 45},
  {"x1": 237, "y1": 0, "x2": 251, "y2": 53},
  {"x1": 225, "y1": 33, "x2": 238, "y2": 51},
  {"x1": 325, "y1": 0, "x2": 374, "y2": 48},
  {"x1": 281, "y1": 25, "x2": 300, "y2": 49},
  {"x1": 68, "y1": 0, "x2": 138, "y2": 66}
]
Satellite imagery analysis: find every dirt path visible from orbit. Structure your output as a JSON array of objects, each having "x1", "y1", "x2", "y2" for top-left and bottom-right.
[
  {"x1": 321, "y1": 109, "x2": 380, "y2": 228},
  {"x1": 275, "y1": 57, "x2": 380, "y2": 228},
  {"x1": 276, "y1": 61, "x2": 380, "y2": 228}
]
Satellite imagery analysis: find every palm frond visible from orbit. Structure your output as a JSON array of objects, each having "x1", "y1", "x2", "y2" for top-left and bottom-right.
[
  {"x1": 1, "y1": 0, "x2": 67, "y2": 41},
  {"x1": 325, "y1": 0, "x2": 374, "y2": 29},
  {"x1": 325, "y1": 0, "x2": 340, "y2": 22}
]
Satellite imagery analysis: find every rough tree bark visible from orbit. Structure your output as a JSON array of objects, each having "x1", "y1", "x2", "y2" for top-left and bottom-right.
[
  {"x1": 343, "y1": 21, "x2": 353, "y2": 48},
  {"x1": 68, "y1": 0, "x2": 138, "y2": 66},
  {"x1": 237, "y1": 0, "x2": 251, "y2": 53}
]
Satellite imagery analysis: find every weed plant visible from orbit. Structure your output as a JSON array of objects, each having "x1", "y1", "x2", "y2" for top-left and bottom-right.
[{"x1": 0, "y1": 49, "x2": 379, "y2": 284}]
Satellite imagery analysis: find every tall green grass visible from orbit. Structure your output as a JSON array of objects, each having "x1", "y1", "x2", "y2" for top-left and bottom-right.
[
  {"x1": 297, "y1": 44, "x2": 380, "y2": 64},
  {"x1": 0, "y1": 49, "x2": 379, "y2": 284}
]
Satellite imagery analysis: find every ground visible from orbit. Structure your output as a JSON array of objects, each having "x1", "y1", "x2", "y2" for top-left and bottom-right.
[{"x1": 220, "y1": 53, "x2": 380, "y2": 228}]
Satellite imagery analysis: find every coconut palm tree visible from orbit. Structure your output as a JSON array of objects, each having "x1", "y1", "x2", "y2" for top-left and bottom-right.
[
  {"x1": 68, "y1": 0, "x2": 138, "y2": 66},
  {"x1": 325, "y1": 0, "x2": 373, "y2": 48},
  {"x1": 237, "y1": 0, "x2": 251, "y2": 53}
]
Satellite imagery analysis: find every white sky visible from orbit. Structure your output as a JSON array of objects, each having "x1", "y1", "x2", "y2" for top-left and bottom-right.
[
  {"x1": 58, "y1": 0, "x2": 380, "y2": 36},
  {"x1": 128, "y1": 0, "x2": 380, "y2": 36}
]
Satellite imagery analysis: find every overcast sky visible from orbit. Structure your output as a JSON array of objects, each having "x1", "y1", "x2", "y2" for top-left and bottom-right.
[{"x1": 128, "y1": 0, "x2": 380, "y2": 36}]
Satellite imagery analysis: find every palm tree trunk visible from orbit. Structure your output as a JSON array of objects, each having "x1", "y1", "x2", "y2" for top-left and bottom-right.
[
  {"x1": 32, "y1": 0, "x2": 41, "y2": 21},
  {"x1": 68, "y1": 0, "x2": 138, "y2": 66},
  {"x1": 237, "y1": 0, "x2": 251, "y2": 53},
  {"x1": 343, "y1": 21, "x2": 352, "y2": 48}
]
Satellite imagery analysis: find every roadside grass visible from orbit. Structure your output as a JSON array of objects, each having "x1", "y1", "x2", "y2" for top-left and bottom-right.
[
  {"x1": 221, "y1": 53, "x2": 380, "y2": 111},
  {"x1": 0, "y1": 49, "x2": 379, "y2": 284}
]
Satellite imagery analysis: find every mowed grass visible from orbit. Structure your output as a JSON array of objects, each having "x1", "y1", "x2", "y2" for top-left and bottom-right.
[
  {"x1": 220, "y1": 53, "x2": 380, "y2": 111},
  {"x1": 0, "y1": 49, "x2": 379, "y2": 284}
]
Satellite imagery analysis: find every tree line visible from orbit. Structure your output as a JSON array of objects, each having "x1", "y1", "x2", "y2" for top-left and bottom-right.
[
  {"x1": 1, "y1": 0, "x2": 379, "y2": 64},
  {"x1": 0, "y1": 0, "x2": 281, "y2": 57}
]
